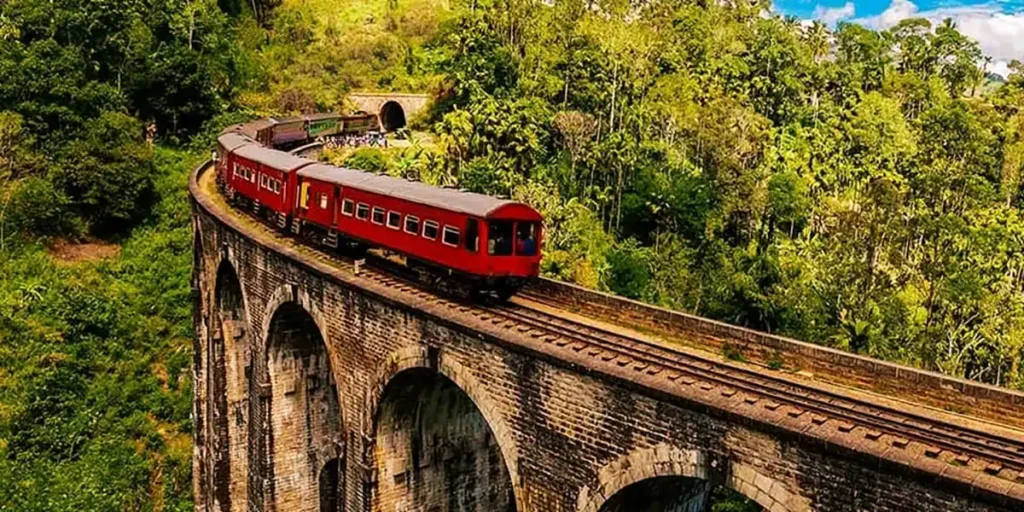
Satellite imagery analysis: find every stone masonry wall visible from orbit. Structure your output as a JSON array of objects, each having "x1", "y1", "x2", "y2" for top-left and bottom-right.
[
  {"x1": 192, "y1": 164, "x2": 1022, "y2": 512},
  {"x1": 525, "y1": 279, "x2": 1024, "y2": 428},
  {"x1": 373, "y1": 370, "x2": 514, "y2": 512}
]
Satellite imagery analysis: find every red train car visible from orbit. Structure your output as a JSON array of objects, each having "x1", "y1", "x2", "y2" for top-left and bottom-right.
[
  {"x1": 216, "y1": 117, "x2": 544, "y2": 297},
  {"x1": 216, "y1": 132, "x2": 251, "y2": 186},
  {"x1": 294, "y1": 164, "x2": 542, "y2": 294},
  {"x1": 224, "y1": 144, "x2": 313, "y2": 228}
]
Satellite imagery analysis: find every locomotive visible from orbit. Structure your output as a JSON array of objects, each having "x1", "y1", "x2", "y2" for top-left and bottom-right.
[{"x1": 215, "y1": 114, "x2": 543, "y2": 299}]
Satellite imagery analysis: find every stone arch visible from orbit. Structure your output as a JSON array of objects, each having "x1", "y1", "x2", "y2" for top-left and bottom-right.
[
  {"x1": 367, "y1": 347, "x2": 523, "y2": 511},
  {"x1": 260, "y1": 284, "x2": 330, "y2": 355},
  {"x1": 210, "y1": 257, "x2": 252, "y2": 511},
  {"x1": 379, "y1": 101, "x2": 406, "y2": 132},
  {"x1": 577, "y1": 445, "x2": 805, "y2": 512},
  {"x1": 262, "y1": 290, "x2": 345, "y2": 511}
]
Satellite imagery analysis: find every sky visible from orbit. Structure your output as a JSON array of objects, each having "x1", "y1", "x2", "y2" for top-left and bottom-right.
[{"x1": 775, "y1": 0, "x2": 1024, "y2": 77}]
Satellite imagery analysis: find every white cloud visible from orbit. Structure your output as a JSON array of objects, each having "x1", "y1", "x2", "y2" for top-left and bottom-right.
[
  {"x1": 813, "y1": 2, "x2": 856, "y2": 25},
  {"x1": 856, "y1": 0, "x2": 920, "y2": 28},
  {"x1": 850, "y1": 0, "x2": 1024, "y2": 78}
]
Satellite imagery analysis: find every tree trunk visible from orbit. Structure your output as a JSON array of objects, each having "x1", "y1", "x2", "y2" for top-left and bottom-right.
[{"x1": 609, "y1": 63, "x2": 618, "y2": 132}]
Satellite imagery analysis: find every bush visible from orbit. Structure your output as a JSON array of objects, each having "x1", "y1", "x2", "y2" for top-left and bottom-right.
[
  {"x1": 50, "y1": 112, "x2": 155, "y2": 235},
  {"x1": 4, "y1": 177, "x2": 81, "y2": 239},
  {"x1": 606, "y1": 239, "x2": 651, "y2": 300},
  {"x1": 344, "y1": 148, "x2": 388, "y2": 173}
]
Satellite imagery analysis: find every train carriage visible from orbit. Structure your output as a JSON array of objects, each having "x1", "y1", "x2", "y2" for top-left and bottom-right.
[
  {"x1": 225, "y1": 144, "x2": 313, "y2": 228},
  {"x1": 341, "y1": 113, "x2": 380, "y2": 134},
  {"x1": 216, "y1": 114, "x2": 543, "y2": 299},
  {"x1": 216, "y1": 132, "x2": 252, "y2": 186},
  {"x1": 269, "y1": 117, "x2": 307, "y2": 147},
  {"x1": 305, "y1": 113, "x2": 344, "y2": 139},
  {"x1": 295, "y1": 164, "x2": 542, "y2": 296},
  {"x1": 247, "y1": 118, "x2": 277, "y2": 146}
]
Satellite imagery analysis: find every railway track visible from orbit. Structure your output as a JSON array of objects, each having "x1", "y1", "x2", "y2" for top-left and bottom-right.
[
  {"x1": 200, "y1": 165, "x2": 1024, "y2": 485},
  {"x1": 347, "y1": 251, "x2": 1024, "y2": 478},
  {"x1": 486, "y1": 296, "x2": 1024, "y2": 476}
]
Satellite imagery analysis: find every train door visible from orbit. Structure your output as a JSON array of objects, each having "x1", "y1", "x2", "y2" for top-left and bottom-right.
[
  {"x1": 299, "y1": 180, "x2": 311, "y2": 211},
  {"x1": 465, "y1": 218, "x2": 480, "y2": 257}
]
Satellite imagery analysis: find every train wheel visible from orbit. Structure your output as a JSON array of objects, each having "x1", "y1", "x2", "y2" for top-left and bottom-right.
[{"x1": 493, "y1": 282, "x2": 522, "y2": 302}]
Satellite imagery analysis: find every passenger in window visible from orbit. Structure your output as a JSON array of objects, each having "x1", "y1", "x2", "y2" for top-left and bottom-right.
[
  {"x1": 488, "y1": 221, "x2": 514, "y2": 255},
  {"x1": 516, "y1": 222, "x2": 537, "y2": 256}
]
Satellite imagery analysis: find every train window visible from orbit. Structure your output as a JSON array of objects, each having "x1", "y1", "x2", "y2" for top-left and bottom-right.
[
  {"x1": 422, "y1": 220, "x2": 439, "y2": 240},
  {"x1": 272, "y1": 180, "x2": 281, "y2": 194},
  {"x1": 249, "y1": 169, "x2": 256, "y2": 183},
  {"x1": 259, "y1": 174, "x2": 267, "y2": 188},
  {"x1": 442, "y1": 226, "x2": 460, "y2": 247},
  {"x1": 465, "y1": 219, "x2": 479, "y2": 253},
  {"x1": 488, "y1": 221, "x2": 514, "y2": 256},
  {"x1": 387, "y1": 211, "x2": 401, "y2": 229},
  {"x1": 341, "y1": 199, "x2": 355, "y2": 216},
  {"x1": 356, "y1": 203, "x2": 369, "y2": 220},
  {"x1": 515, "y1": 222, "x2": 539, "y2": 256},
  {"x1": 371, "y1": 207, "x2": 385, "y2": 225},
  {"x1": 319, "y1": 193, "x2": 328, "y2": 209},
  {"x1": 404, "y1": 215, "x2": 420, "y2": 234}
]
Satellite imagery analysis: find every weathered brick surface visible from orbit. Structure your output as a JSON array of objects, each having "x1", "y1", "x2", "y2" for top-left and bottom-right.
[
  {"x1": 191, "y1": 163, "x2": 1023, "y2": 512},
  {"x1": 526, "y1": 279, "x2": 1024, "y2": 429},
  {"x1": 373, "y1": 370, "x2": 514, "y2": 511}
]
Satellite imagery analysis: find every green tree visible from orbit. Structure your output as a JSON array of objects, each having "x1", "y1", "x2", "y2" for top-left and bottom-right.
[{"x1": 50, "y1": 112, "x2": 155, "y2": 234}]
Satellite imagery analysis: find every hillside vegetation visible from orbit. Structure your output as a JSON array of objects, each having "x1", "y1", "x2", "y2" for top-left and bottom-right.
[{"x1": 2, "y1": 0, "x2": 1024, "y2": 509}]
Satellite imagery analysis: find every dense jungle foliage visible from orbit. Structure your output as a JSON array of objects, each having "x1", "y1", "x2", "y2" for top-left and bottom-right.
[{"x1": 1, "y1": 0, "x2": 1024, "y2": 509}]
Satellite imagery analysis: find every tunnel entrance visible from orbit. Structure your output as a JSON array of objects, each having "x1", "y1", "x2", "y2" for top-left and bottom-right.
[
  {"x1": 372, "y1": 368, "x2": 514, "y2": 512},
  {"x1": 266, "y1": 302, "x2": 344, "y2": 511},
  {"x1": 379, "y1": 101, "x2": 407, "y2": 132},
  {"x1": 212, "y1": 261, "x2": 250, "y2": 511},
  {"x1": 598, "y1": 477, "x2": 762, "y2": 512}
]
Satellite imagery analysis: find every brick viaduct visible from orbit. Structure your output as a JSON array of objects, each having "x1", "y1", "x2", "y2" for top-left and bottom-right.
[{"x1": 191, "y1": 161, "x2": 1024, "y2": 512}]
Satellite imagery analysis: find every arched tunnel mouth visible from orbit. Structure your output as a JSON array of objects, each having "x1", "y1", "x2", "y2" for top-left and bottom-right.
[
  {"x1": 380, "y1": 101, "x2": 407, "y2": 132},
  {"x1": 372, "y1": 368, "x2": 516, "y2": 512},
  {"x1": 598, "y1": 476, "x2": 763, "y2": 512}
]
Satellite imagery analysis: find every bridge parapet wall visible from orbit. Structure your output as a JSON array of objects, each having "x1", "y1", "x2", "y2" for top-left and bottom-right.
[{"x1": 527, "y1": 278, "x2": 1024, "y2": 429}]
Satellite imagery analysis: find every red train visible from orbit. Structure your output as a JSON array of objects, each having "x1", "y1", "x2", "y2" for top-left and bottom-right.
[{"x1": 215, "y1": 116, "x2": 543, "y2": 299}]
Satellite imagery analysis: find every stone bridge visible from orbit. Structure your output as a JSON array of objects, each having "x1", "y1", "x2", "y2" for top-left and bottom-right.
[
  {"x1": 190, "y1": 160, "x2": 1024, "y2": 512},
  {"x1": 348, "y1": 92, "x2": 431, "y2": 132}
]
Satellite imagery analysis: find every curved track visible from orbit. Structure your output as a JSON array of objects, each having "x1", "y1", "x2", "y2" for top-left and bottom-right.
[{"x1": 486, "y1": 298, "x2": 1024, "y2": 474}]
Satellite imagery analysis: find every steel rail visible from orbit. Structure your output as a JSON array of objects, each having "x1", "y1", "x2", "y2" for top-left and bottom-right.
[{"x1": 487, "y1": 297, "x2": 1024, "y2": 475}]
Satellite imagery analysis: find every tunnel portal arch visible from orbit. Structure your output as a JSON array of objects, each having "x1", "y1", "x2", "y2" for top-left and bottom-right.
[{"x1": 379, "y1": 101, "x2": 407, "y2": 132}]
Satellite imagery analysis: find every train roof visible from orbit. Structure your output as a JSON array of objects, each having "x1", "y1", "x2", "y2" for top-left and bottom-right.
[
  {"x1": 271, "y1": 116, "x2": 305, "y2": 126},
  {"x1": 233, "y1": 118, "x2": 274, "y2": 138},
  {"x1": 306, "y1": 113, "x2": 341, "y2": 121},
  {"x1": 218, "y1": 131, "x2": 255, "y2": 151},
  {"x1": 234, "y1": 145, "x2": 314, "y2": 172},
  {"x1": 298, "y1": 164, "x2": 540, "y2": 219}
]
